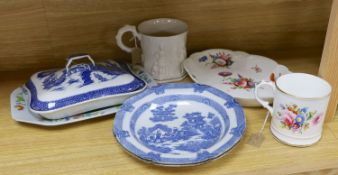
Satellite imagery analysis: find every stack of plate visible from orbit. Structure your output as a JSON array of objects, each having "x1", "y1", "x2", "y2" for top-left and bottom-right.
[
  {"x1": 113, "y1": 83, "x2": 246, "y2": 166},
  {"x1": 10, "y1": 54, "x2": 147, "y2": 126}
]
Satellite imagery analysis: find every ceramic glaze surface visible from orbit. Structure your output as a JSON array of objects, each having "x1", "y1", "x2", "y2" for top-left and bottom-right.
[
  {"x1": 26, "y1": 60, "x2": 146, "y2": 112},
  {"x1": 277, "y1": 103, "x2": 322, "y2": 133},
  {"x1": 114, "y1": 83, "x2": 245, "y2": 166},
  {"x1": 116, "y1": 18, "x2": 188, "y2": 82},
  {"x1": 10, "y1": 87, "x2": 120, "y2": 126},
  {"x1": 183, "y1": 49, "x2": 290, "y2": 106},
  {"x1": 10, "y1": 65, "x2": 155, "y2": 125},
  {"x1": 255, "y1": 73, "x2": 332, "y2": 146}
]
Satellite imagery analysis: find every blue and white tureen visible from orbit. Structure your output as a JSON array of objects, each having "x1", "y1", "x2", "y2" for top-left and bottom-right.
[
  {"x1": 114, "y1": 83, "x2": 246, "y2": 166},
  {"x1": 24, "y1": 54, "x2": 146, "y2": 119}
]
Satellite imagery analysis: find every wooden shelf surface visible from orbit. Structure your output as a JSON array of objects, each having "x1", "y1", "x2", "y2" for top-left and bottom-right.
[{"x1": 1, "y1": 54, "x2": 338, "y2": 175}]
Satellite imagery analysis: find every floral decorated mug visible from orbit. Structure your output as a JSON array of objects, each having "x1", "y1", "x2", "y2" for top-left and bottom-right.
[{"x1": 255, "y1": 73, "x2": 331, "y2": 146}]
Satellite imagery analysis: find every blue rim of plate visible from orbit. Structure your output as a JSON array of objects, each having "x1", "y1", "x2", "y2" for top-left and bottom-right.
[{"x1": 113, "y1": 83, "x2": 246, "y2": 166}]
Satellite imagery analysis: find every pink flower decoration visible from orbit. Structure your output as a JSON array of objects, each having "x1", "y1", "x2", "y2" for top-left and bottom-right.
[
  {"x1": 284, "y1": 112, "x2": 295, "y2": 128},
  {"x1": 312, "y1": 113, "x2": 323, "y2": 125},
  {"x1": 209, "y1": 52, "x2": 233, "y2": 68},
  {"x1": 292, "y1": 124, "x2": 300, "y2": 129},
  {"x1": 235, "y1": 79, "x2": 247, "y2": 87},
  {"x1": 214, "y1": 58, "x2": 227, "y2": 66}
]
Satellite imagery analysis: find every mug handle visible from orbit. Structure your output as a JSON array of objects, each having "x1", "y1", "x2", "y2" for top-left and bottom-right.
[
  {"x1": 115, "y1": 25, "x2": 140, "y2": 53},
  {"x1": 255, "y1": 81, "x2": 276, "y2": 114}
]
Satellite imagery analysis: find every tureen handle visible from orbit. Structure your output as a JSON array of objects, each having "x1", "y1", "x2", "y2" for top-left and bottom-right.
[{"x1": 66, "y1": 54, "x2": 96, "y2": 72}]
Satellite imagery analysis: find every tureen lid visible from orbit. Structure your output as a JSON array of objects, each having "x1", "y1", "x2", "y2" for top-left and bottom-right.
[{"x1": 25, "y1": 54, "x2": 146, "y2": 112}]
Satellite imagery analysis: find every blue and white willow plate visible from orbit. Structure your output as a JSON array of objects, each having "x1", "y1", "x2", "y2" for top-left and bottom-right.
[{"x1": 113, "y1": 83, "x2": 246, "y2": 166}]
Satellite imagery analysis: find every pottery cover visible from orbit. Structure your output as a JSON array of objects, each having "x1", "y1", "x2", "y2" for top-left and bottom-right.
[{"x1": 25, "y1": 60, "x2": 146, "y2": 112}]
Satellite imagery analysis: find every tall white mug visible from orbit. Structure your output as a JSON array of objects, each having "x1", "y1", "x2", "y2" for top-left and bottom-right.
[
  {"x1": 255, "y1": 73, "x2": 331, "y2": 146},
  {"x1": 115, "y1": 18, "x2": 188, "y2": 82}
]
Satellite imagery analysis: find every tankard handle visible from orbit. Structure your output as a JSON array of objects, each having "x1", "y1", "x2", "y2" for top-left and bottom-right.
[
  {"x1": 255, "y1": 81, "x2": 276, "y2": 114},
  {"x1": 115, "y1": 25, "x2": 141, "y2": 53}
]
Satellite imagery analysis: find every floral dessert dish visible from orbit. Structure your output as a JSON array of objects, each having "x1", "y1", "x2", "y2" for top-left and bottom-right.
[
  {"x1": 24, "y1": 54, "x2": 146, "y2": 119},
  {"x1": 113, "y1": 83, "x2": 246, "y2": 166},
  {"x1": 183, "y1": 49, "x2": 290, "y2": 107}
]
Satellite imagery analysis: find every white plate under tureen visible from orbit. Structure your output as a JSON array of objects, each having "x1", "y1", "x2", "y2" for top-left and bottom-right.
[
  {"x1": 10, "y1": 87, "x2": 120, "y2": 126},
  {"x1": 24, "y1": 54, "x2": 147, "y2": 119},
  {"x1": 114, "y1": 83, "x2": 246, "y2": 166},
  {"x1": 10, "y1": 64, "x2": 157, "y2": 126},
  {"x1": 183, "y1": 49, "x2": 290, "y2": 107}
]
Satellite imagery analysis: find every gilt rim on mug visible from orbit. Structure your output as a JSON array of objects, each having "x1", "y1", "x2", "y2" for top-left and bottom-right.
[{"x1": 274, "y1": 73, "x2": 332, "y2": 100}]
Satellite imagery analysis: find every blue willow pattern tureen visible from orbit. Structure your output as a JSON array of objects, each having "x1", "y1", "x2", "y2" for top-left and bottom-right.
[{"x1": 25, "y1": 54, "x2": 146, "y2": 119}]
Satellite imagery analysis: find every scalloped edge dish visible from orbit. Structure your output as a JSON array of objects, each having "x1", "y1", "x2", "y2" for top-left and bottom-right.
[
  {"x1": 113, "y1": 83, "x2": 246, "y2": 166},
  {"x1": 183, "y1": 49, "x2": 291, "y2": 107}
]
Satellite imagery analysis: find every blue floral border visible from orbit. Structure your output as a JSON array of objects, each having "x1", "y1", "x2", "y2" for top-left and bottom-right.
[{"x1": 113, "y1": 83, "x2": 246, "y2": 165}]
